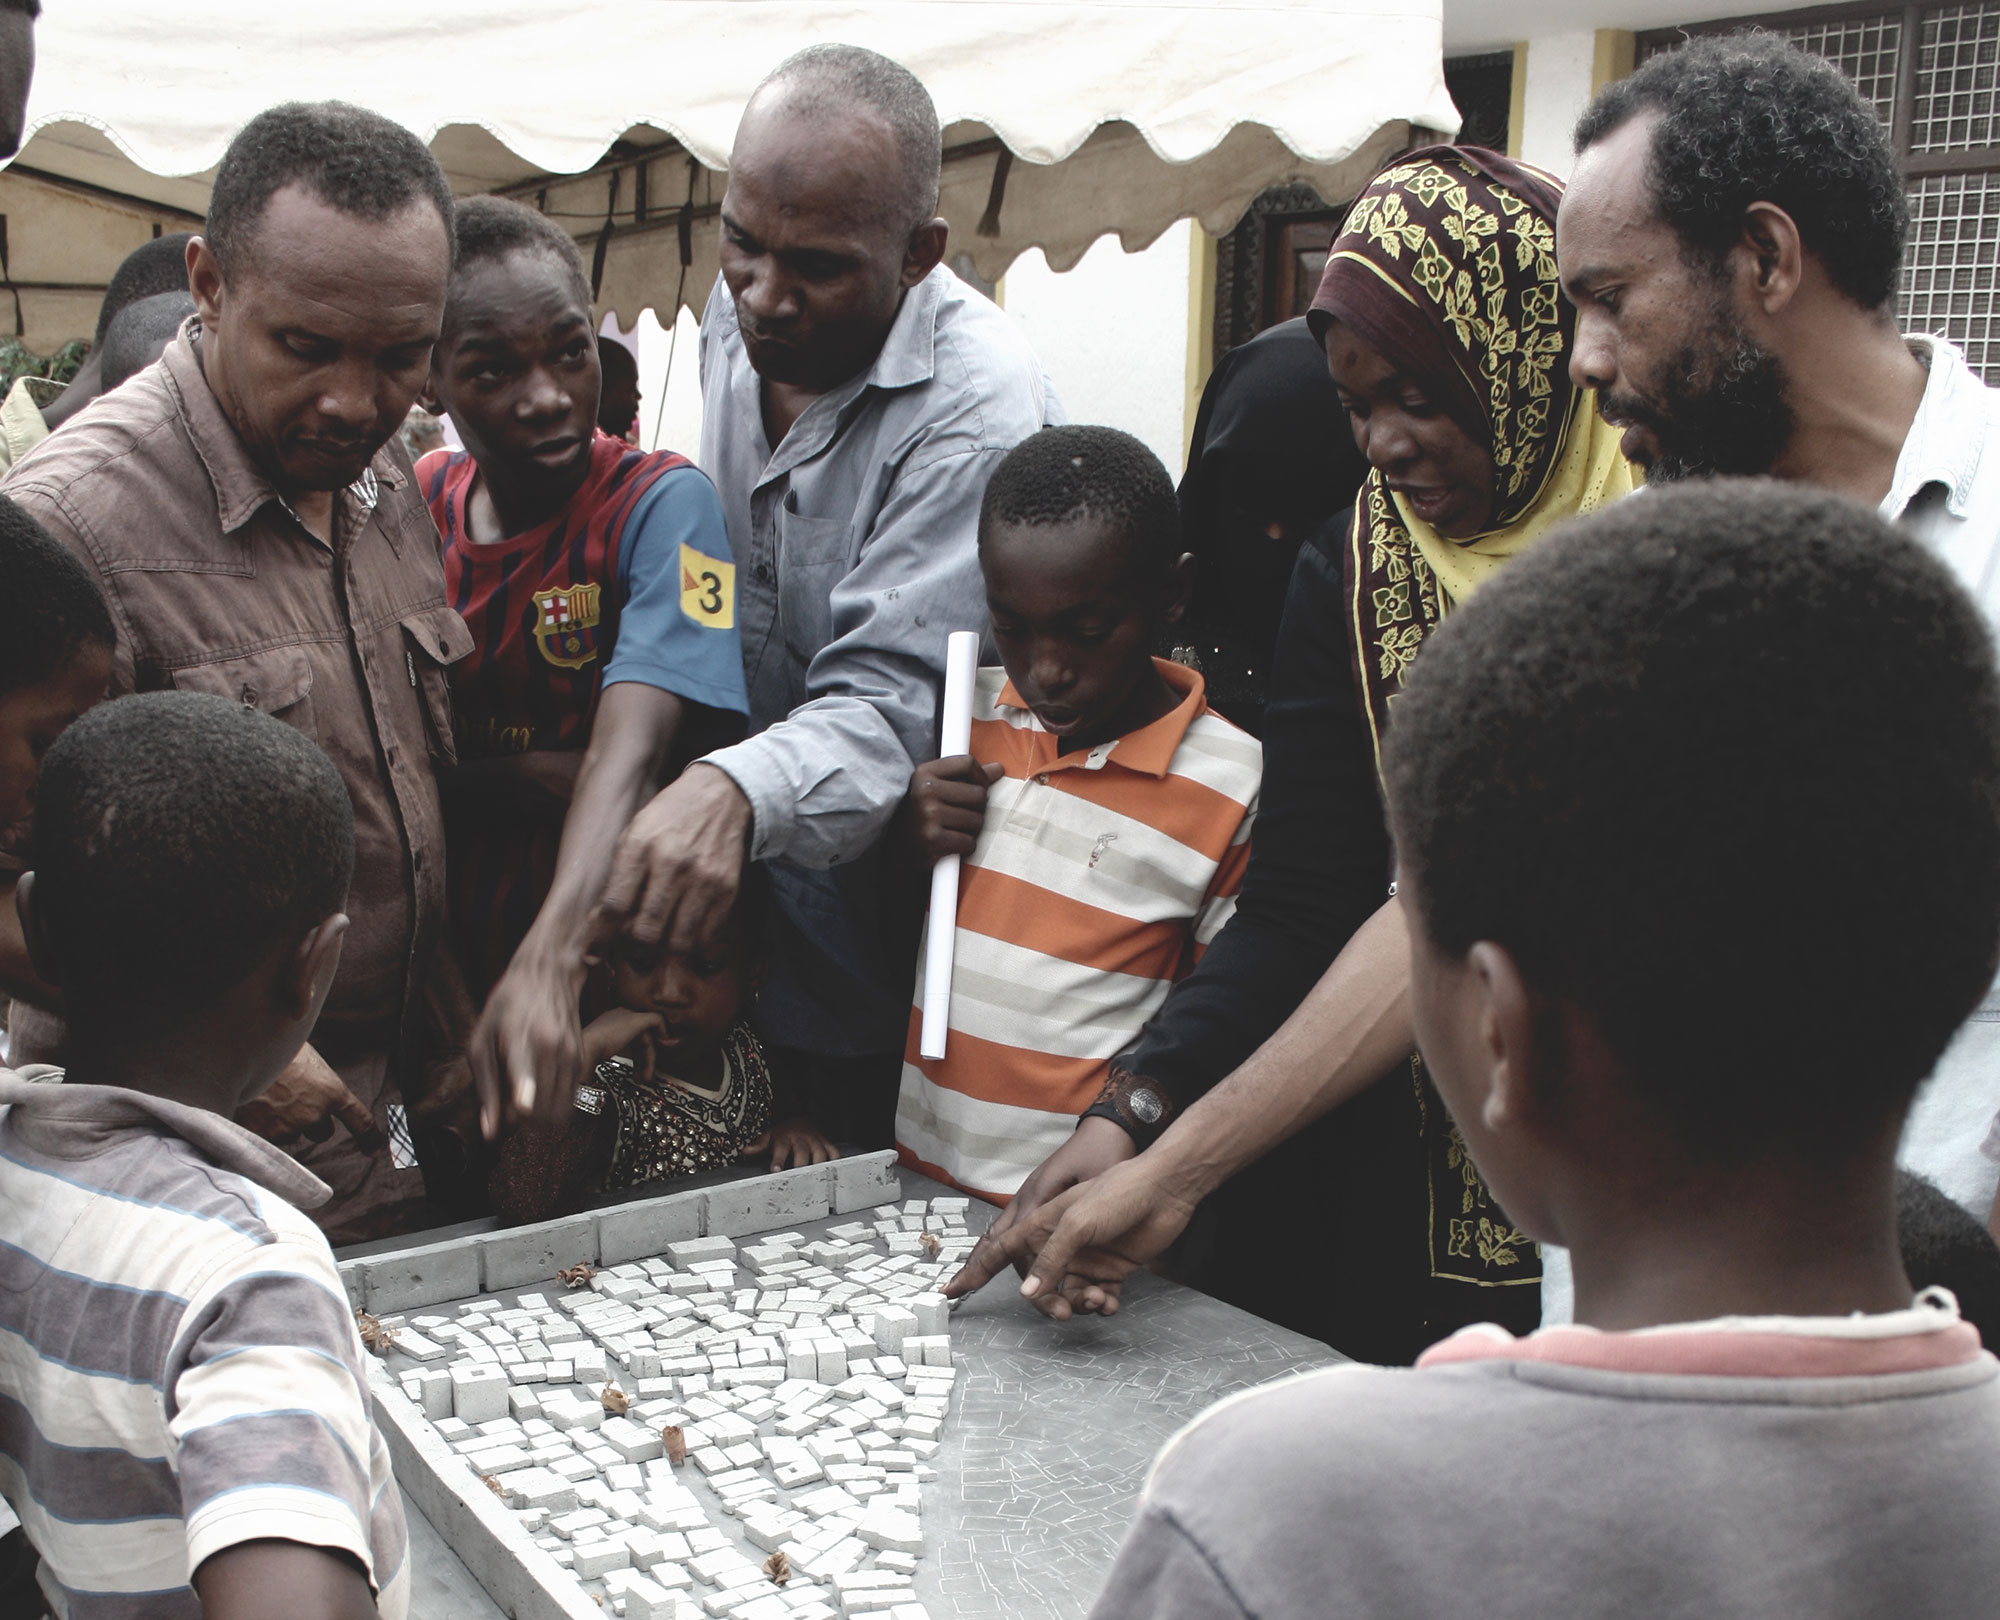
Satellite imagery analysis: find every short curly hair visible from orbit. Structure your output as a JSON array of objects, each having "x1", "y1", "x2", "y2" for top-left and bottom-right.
[
  {"x1": 33, "y1": 691, "x2": 356, "y2": 1013},
  {"x1": 449, "y1": 194, "x2": 591, "y2": 314},
  {"x1": 1384, "y1": 480, "x2": 2000, "y2": 1162},
  {"x1": 1574, "y1": 33, "x2": 1907, "y2": 309},
  {"x1": 980, "y1": 425, "x2": 1180, "y2": 570},
  {"x1": 206, "y1": 101, "x2": 453, "y2": 278}
]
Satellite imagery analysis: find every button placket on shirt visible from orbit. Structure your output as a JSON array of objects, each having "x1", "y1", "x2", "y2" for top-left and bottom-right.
[
  {"x1": 328, "y1": 475, "x2": 445, "y2": 1063},
  {"x1": 1009, "y1": 742, "x2": 1078, "y2": 840}
]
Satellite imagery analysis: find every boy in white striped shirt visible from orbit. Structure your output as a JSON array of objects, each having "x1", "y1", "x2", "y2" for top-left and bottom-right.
[
  {"x1": 0, "y1": 692, "x2": 406, "y2": 1620},
  {"x1": 897, "y1": 427, "x2": 1261, "y2": 1200}
]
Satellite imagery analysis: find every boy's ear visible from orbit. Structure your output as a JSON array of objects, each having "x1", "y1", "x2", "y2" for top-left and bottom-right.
[
  {"x1": 12, "y1": 872, "x2": 60, "y2": 988},
  {"x1": 1465, "y1": 940, "x2": 1549, "y2": 1137},
  {"x1": 282, "y1": 913, "x2": 350, "y2": 1022},
  {"x1": 1159, "y1": 551, "x2": 1197, "y2": 627},
  {"x1": 744, "y1": 949, "x2": 770, "y2": 999},
  {"x1": 418, "y1": 366, "x2": 445, "y2": 417}
]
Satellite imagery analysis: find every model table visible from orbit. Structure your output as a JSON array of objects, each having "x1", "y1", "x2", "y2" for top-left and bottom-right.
[{"x1": 342, "y1": 1159, "x2": 1341, "y2": 1620}]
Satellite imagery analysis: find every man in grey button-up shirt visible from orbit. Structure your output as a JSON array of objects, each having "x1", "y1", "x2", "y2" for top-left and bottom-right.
[{"x1": 472, "y1": 45, "x2": 1057, "y2": 1141}]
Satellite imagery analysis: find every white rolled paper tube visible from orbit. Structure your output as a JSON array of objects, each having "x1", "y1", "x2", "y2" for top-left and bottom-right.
[{"x1": 920, "y1": 631, "x2": 983, "y2": 1059}]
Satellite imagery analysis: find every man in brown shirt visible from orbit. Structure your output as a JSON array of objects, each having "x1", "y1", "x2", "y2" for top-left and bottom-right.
[{"x1": 3, "y1": 101, "x2": 467, "y2": 1242}]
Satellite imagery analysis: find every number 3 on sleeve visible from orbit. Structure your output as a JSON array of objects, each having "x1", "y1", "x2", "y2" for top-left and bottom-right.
[{"x1": 679, "y1": 544, "x2": 736, "y2": 629}]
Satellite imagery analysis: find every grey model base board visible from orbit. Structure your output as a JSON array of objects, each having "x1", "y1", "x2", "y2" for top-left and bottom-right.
[{"x1": 364, "y1": 1163, "x2": 1343, "y2": 1620}]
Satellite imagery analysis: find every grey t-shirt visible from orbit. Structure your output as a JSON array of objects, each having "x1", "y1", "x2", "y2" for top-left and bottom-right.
[{"x1": 1090, "y1": 1335, "x2": 2000, "y2": 1619}]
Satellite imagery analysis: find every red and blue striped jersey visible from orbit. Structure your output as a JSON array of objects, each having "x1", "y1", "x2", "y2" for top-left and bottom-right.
[{"x1": 419, "y1": 431, "x2": 747, "y2": 993}]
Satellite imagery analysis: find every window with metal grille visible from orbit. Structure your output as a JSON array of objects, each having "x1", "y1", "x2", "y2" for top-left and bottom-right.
[{"x1": 1640, "y1": 2, "x2": 2000, "y2": 380}]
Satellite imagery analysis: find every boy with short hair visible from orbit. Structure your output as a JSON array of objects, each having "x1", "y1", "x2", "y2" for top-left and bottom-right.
[
  {"x1": 0, "y1": 692, "x2": 407, "y2": 1620},
  {"x1": 0, "y1": 494, "x2": 112, "y2": 828},
  {"x1": 1090, "y1": 481, "x2": 2000, "y2": 1619},
  {"x1": 0, "y1": 492, "x2": 114, "y2": 1017},
  {"x1": 417, "y1": 194, "x2": 747, "y2": 998},
  {"x1": 896, "y1": 426, "x2": 1260, "y2": 1200}
]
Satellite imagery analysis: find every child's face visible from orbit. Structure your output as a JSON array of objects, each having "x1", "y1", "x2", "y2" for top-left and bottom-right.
[
  {"x1": 0, "y1": 642, "x2": 112, "y2": 825},
  {"x1": 981, "y1": 516, "x2": 1176, "y2": 753},
  {"x1": 432, "y1": 249, "x2": 601, "y2": 498},
  {"x1": 608, "y1": 923, "x2": 748, "y2": 1068}
]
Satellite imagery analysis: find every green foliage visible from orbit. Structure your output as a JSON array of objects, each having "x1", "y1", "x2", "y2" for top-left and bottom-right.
[{"x1": 0, "y1": 336, "x2": 88, "y2": 391}]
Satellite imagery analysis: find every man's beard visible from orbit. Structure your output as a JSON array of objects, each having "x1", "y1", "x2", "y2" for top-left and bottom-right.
[{"x1": 1603, "y1": 305, "x2": 1795, "y2": 483}]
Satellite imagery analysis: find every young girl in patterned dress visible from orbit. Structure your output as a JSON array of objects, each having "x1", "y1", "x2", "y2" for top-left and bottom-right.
[{"x1": 490, "y1": 863, "x2": 835, "y2": 1222}]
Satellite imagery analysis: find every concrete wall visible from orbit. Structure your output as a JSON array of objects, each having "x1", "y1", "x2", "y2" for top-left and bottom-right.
[
  {"x1": 1509, "y1": 27, "x2": 1635, "y2": 177},
  {"x1": 1516, "y1": 30, "x2": 1599, "y2": 176}
]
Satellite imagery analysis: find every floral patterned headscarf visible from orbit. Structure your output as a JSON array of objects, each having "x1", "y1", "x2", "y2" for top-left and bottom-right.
[{"x1": 1309, "y1": 145, "x2": 1636, "y2": 773}]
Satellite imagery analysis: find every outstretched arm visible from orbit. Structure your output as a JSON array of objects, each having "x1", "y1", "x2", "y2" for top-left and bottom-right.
[
  {"x1": 979, "y1": 529, "x2": 1393, "y2": 1282},
  {"x1": 472, "y1": 463, "x2": 750, "y2": 1135},
  {"x1": 947, "y1": 895, "x2": 1414, "y2": 1317},
  {"x1": 469, "y1": 681, "x2": 685, "y2": 1135}
]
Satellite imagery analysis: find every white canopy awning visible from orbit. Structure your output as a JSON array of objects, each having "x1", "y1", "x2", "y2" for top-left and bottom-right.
[{"x1": 3, "y1": 1, "x2": 1456, "y2": 343}]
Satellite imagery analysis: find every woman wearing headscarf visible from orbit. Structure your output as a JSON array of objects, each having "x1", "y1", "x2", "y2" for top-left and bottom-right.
[
  {"x1": 1168, "y1": 316, "x2": 1369, "y2": 737},
  {"x1": 968, "y1": 148, "x2": 1636, "y2": 1363},
  {"x1": 1321, "y1": 148, "x2": 1633, "y2": 765}
]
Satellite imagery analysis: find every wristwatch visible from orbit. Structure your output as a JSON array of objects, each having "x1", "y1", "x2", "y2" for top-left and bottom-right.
[{"x1": 1083, "y1": 1063, "x2": 1177, "y2": 1148}]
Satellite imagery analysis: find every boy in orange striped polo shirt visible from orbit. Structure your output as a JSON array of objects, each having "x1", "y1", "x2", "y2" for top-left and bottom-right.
[{"x1": 896, "y1": 426, "x2": 1262, "y2": 1201}]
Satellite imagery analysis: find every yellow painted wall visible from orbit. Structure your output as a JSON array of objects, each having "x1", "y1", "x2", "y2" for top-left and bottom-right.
[
  {"x1": 1507, "y1": 29, "x2": 1635, "y2": 162},
  {"x1": 1592, "y1": 29, "x2": 1635, "y2": 92}
]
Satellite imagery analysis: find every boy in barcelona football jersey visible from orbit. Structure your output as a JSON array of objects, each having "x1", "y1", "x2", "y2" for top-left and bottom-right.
[{"x1": 417, "y1": 196, "x2": 747, "y2": 1001}]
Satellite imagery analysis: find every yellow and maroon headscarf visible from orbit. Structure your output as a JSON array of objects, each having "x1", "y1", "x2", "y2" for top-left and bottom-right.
[{"x1": 1309, "y1": 145, "x2": 1636, "y2": 773}]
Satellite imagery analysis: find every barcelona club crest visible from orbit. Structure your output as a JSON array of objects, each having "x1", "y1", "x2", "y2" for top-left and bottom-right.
[{"x1": 531, "y1": 583, "x2": 603, "y2": 670}]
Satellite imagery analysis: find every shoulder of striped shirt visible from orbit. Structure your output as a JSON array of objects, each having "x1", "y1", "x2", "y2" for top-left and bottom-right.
[
  {"x1": 1168, "y1": 708, "x2": 1263, "y2": 806},
  {"x1": 178, "y1": 1226, "x2": 358, "y2": 1343},
  {"x1": 413, "y1": 447, "x2": 464, "y2": 498},
  {"x1": 967, "y1": 666, "x2": 1262, "y2": 796},
  {"x1": 121, "y1": 1138, "x2": 347, "y2": 1311},
  {"x1": 189, "y1": 1183, "x2": 342, "y2": 1289}
]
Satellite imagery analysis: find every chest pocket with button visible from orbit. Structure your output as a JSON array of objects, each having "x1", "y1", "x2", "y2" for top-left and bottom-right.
[
  {"x1": 400, "y1": 605, "x2": 475, "y2": 766},
  {"x1": 169, "y1": 644, "x2": 317, "y2": 739},
  {"x1": 775, "y1": 507, "x2": 852, "y2": 669}
]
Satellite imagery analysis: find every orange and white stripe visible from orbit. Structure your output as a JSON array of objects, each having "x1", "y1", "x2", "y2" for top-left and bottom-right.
[{"x1": 897, "y1": 660, "x2": 1260, "y2": 1201}]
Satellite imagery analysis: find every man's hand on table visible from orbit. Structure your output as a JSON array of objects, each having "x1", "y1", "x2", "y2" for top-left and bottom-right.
[
  {"x1": 236, "y1": 1042, "x2": 386, "y2": 1154},
  {"x1": 980, "y1": 1114, "x2": 1135, "y2": 1265},
  {"x1": 944, "y1": 1139, "x2": 1199, "y2": 1321},
  {"x1": 596, "y1": 763, "x2": 752, "y2": 956}
]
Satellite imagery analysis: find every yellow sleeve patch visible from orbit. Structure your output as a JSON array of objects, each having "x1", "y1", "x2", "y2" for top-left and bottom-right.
[{"x1": 679, "y1": 544, "x2": 736, "y2": 629}]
